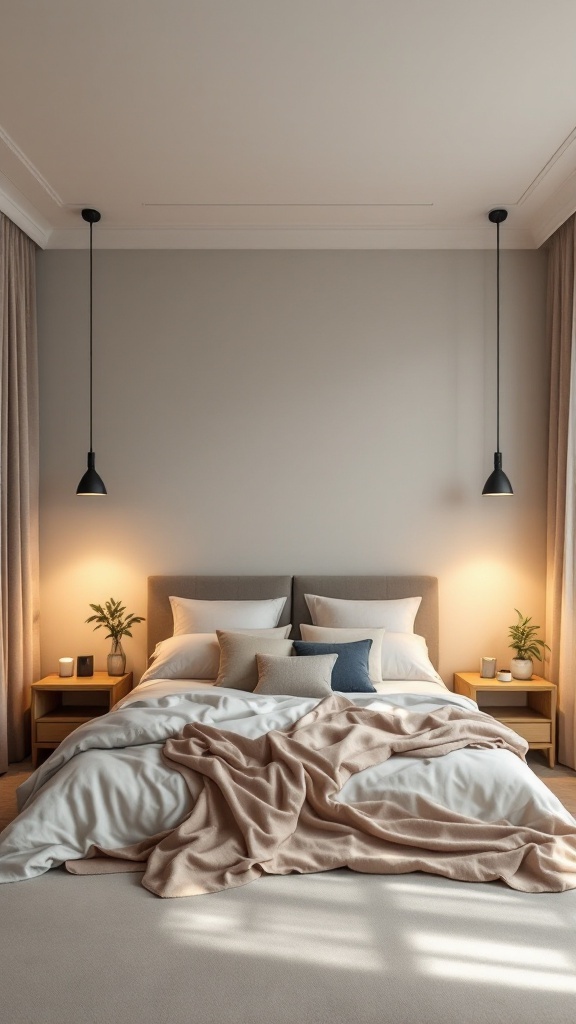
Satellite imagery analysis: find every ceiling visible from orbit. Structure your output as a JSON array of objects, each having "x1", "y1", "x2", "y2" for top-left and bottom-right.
[{"x1": 2, "y1": 1, "x2": 576, "y2": 250}]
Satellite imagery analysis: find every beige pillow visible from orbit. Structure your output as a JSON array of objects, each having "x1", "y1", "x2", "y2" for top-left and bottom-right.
[
  {"x1": 254, "y1": 653, "x2": 336, "y2": 698},
  {"x1": 215, "y1": 632, "x2": 293, "y2": 691},
  {"x1": 299, "y1": 624, "x2": 384, "y2": 682}
]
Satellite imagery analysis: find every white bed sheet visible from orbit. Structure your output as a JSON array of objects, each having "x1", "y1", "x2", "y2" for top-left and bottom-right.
[
  {"x1": 126, "y1": 676, "x2": 452, "y2": 702},
  {"x1": 1, "y1": 681, "x2": 573, "y2": 884}
]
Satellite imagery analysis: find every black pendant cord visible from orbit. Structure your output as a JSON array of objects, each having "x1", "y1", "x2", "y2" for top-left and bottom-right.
[
  {"x1": 496, "y1": 217, "x2": 500, "y2": 454},
  {"x1": 77, "y1": 207, "x2": 106, "y2": 494},
  {"x1": 482, "y1": 207, "x2": 512, "y2": 495},
  {"x1": 89, "y1": 217, "x2": 94, "y2": 453}
]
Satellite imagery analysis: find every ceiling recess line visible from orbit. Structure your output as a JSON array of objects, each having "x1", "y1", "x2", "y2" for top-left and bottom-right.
[
  {"x1": 0, "y1": 124, "x2": 65, "y2": 207},
  {"x1": 141, "y1": 202, "x2": 435, "y2": 208},
  {"x1": 79, "y1": 222, "x2": 525, "y2": 234},
  {"x1": 515, "y1": 123, "x2": 576, "y2": 207}
]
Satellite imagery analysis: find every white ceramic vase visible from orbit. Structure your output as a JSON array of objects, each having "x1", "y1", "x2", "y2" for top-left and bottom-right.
[
  {"x1": 107, "y1": 640, "x2": 126, "y2": 676},
  {"x1": 510, "y1": 657, "x2": 533, "y2": 680}
]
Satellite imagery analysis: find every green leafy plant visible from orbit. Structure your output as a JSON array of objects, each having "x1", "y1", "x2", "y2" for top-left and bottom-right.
[
  {"x1": 508, "y1": 609, "x2": 550, "y2": 662},
  {"x1": 86, "y1": 598, "x2": 145, "y2": 644}
]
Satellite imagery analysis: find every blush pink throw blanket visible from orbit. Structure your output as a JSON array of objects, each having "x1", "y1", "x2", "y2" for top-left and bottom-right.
[{"x1": 66, "y1": 695, "x2": 576, "y2": 896}]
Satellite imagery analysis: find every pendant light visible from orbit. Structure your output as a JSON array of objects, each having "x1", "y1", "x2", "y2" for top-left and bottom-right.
[
  {"x1": 76, "y1": 208, "x2": 107, "y2": 495},
  {"x1": 482, "y1": 208, "x2": 513, "y2": 496}
]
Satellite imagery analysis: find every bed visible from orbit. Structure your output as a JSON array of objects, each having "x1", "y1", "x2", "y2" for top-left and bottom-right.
[{"x1": 1, "y1": 574, "x2": 576, "y2": 1024}]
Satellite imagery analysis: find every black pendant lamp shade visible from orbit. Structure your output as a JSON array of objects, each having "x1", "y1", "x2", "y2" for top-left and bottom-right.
[
  {"x1": 482, "y1": 208, "x2": 513, "y2": 496},
  {"x1": 76, "y1": 208, "x2": 107, "y2": 495},
  {"x1": 77, "y1": 450, "x2": 107, "y2": 495},
  {"x1": 483, "y1": 451, "x2": 513, "y2": 496}
]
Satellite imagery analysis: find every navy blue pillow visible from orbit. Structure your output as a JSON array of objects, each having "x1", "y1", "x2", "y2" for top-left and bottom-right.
[{"x1": 292, "y1": 639, "x2": 376, "y2": 693}]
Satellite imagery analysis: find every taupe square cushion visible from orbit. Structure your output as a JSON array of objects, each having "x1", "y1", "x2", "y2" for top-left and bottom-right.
[
  {"x1": 215, "y1": 632, "x2": 293, "y2": 691},
  {"x1": 254, "y1": 653, "x2": 336, "y2": 698}
]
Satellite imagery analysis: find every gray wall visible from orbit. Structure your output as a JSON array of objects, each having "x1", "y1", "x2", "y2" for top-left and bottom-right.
[{"x1": 37, "y1": 249, "x2": 548, "y2": 683}]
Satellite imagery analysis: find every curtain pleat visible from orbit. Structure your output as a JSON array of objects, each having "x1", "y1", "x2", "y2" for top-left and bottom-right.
[
  {"x1": 546, "y1": 214, "x2": 576, "y2": 768},
  {"x1": 0, "y1": 213, "x2": 40, "y2": 771}
]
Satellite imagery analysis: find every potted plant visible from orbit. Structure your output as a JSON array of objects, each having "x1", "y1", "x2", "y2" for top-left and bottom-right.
[
  {"x1": 507, "y1": 609, "x2": 550, "y2": 680},
  {"x1": 86, "y1": 598, "x2": 145, "y2": 676}
]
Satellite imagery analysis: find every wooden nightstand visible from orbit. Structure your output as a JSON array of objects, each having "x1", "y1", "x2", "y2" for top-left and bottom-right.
[
  {"x1": 453, "y1": 671, "x2": 556, "y2": 768},
  {"x1": 31, "y1": 671, "x2": 133, "y2": 767}
]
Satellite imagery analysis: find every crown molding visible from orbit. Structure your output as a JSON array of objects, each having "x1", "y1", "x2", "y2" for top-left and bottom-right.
[
  {"x1": 0, "y1": 178, "x2": 51, "y2": 247},
  {"x1": 529, "y1": 170, "x2": 576, "y2": 247},
  {"x1": 0, "y1": 105, "x2": 570, "y2": 251},
  {"x1": 0, "y1": 125, "x2": 549, "y2": 252},
  {"x1": 0, "y1": 124, "x2": 64, "y2": 208},
  {"x1": 47, "y1": 224, "x2": 535, "y2": 250}
]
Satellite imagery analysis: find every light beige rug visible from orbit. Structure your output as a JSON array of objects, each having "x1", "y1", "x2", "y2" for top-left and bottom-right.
[{"x1": 1, "y1": 867, "x2": 576, "y2": 1024}]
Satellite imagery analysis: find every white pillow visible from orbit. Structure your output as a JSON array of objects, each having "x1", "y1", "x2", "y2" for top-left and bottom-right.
[
  {"x1": 380, "y1": 632, "x2": 442, "y2": 682},
  {"x1": 254, "y1": 653, "x2": 336, "y2": 698},
  {"x1": 299, "y1": 624, "x2": 384, "y2": 683},
  {"x1": 140, "y1": 626, "x2": 291, "y2": 684},
  {"x1": 170, "y1": 595, "x2": 287, "y2": 635},
  {"x1": 304, "y1": 594, "x2": 421, "y2": 632}
]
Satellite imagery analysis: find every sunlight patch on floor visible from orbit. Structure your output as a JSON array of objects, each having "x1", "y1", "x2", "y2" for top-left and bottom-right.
[
  {"x1": 421, "y1": 958, "x2": 576, "y2": 993},
  {"x1": 408, "y1": 928, "x2": 576, "y2": 992},
  {"x1": 159, "y1": 871, "x2": 576, "y2": 979},
  {"x1": 381, "y1": 877, "x2": 571, "y2": 928},
  {"x1": 163, "y1": 894, "x2": 384, "y2": 970},
  {"x1": 391, "y1": 892, "x2": 560, "y2": 927},
  {"x1": 410, "y1": 932, "x2": 574, "y2": 970}
]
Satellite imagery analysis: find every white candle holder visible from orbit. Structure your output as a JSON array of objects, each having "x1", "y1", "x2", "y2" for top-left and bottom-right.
[{"x1": 480, "y1": 656, "x2": 497, "y2": 678}]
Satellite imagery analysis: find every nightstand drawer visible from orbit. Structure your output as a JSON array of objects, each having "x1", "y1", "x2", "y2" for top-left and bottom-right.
[
  {"x1": 36, "y1": 721, "x2": 80, "y2": 743},
  {"x1": 513, "y1": 721, "x2": 551, "y2": 744}
]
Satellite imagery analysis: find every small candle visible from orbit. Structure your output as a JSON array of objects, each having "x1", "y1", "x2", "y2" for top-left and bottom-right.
[{"x1": 59, "y1": 657, "x2": 74, "y2": 678}]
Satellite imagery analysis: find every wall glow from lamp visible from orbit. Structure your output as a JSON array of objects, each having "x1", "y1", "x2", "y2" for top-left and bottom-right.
[
  {"x1": 39, "y1": 554, "x2": 146, "y2": 679},
  {"x1": 483, "y1": 209, "x2": 513, "y2": 496},
  {"x1": 77, "y1": 208, "x2": 107, "y2": 495},
  {"x1": 441, "y1": 554, "x2": 544, "y2": 676}
]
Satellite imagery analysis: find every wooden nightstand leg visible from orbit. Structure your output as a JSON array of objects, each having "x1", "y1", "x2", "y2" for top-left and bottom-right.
[{"x1": 548, "y1": 746, "x2": 555, "y2": 769}]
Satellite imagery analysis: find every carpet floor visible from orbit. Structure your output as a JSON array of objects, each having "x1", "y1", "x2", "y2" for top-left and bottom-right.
[{"x1": 1, "y1": 866, "x2": 576, "y2": 1024}]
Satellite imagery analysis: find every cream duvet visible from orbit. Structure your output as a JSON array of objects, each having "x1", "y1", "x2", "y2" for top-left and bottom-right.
[{"x1": 0, "y1": 683, "x2": 574, "y2": 887}]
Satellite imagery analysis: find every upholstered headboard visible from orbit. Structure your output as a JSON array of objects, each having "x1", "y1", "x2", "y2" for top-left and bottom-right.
[
  {"x1": 147, "y1": 575, "x2": 293, "y2": 656},
  {"x1": 147, "y1": 574, "x2": 439, "y2": 668}
]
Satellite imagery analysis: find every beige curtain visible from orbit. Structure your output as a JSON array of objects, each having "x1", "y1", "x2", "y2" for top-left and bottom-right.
[
  {"x1": 546, "y1": 213, "x2": 576, "y2": 768},
  {"x1": 0, "y1": 213, "x2": 40, "y2": 772}
]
